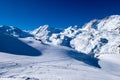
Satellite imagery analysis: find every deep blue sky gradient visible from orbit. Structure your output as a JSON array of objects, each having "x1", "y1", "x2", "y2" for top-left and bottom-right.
[{"x1": 0, "y1": 0, "x2": 120, "y2": 30}]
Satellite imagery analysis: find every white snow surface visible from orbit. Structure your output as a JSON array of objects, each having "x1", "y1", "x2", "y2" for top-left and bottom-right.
[{"x1": 0, "y1": 36, "x2": 120, "y2": 80}]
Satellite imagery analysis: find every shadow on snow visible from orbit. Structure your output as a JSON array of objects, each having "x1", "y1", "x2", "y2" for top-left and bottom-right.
[
  {"x1": 0, "y1": 33, "x2": 41, "y2": 56},
  {"x1": 67, "y1": 50, "x2": 101, "y2": 68}
]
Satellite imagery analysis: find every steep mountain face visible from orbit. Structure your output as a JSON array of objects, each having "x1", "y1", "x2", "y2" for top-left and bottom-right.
[
  {"x1": 48, "y1": 26, "x2": 81, "y2": 46},
  {"x1": 31, "y1": 15, "x2": 120, "y2": 55},
  {"x1": 98, "y1": 15, "x2": 120, "y2": 32},
  {"x1": 82, "y1": 15, "x2": 120, "y2": 32},
  {"x1": 60, "y1": 25, "x2": 81, "y2": 38},
  {"x1": 70, "y1": 15, "x2": 120, "y2": 54},
  {"x1": 31, "y1": 25, "x2": 81, "y2": 47},
  {"x1": 0, "y1": 25, "x2": 33, "y2": 38},
  {"x1": 31, "y1": 25, "x2": 62, "y2": 43}
]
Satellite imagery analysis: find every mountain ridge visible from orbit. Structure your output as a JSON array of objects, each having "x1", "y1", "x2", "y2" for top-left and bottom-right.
[{"x1": 0, "y1": 15, "x2": 120, "y2": 55}]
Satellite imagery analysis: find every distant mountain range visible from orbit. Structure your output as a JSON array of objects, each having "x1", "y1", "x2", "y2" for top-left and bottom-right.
[{"x1": 0, "y1": 15, "x2": 120, "y2": 55}]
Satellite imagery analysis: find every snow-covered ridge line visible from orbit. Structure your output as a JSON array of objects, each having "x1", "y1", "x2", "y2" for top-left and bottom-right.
[
  {"x1": 31, "y1": 15, "x2": 120, "y2": 54},
  {"x1": 0, "y1": 25, "x2": 33, "y2": 38},
  {"x1": 0, "y1": 15, "x2": 120, "y2": 55}
]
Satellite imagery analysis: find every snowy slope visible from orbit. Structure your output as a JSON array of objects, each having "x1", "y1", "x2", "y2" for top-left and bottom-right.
[
  {"x1": 0, "y1": 25, "x2": 32, "y2": 38},
  {"x1": 99, "y1": 54, "x2": 120, "y2": 76},
  {"x1": 0, "y1": 33, "x2": 40, "y2": 56},
  {"x1": 0, "y1": 37, "x2": 120, "y2": 80}
]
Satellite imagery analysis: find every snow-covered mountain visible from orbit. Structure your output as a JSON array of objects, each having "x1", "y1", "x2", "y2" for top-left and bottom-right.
[
  {"x1": 0, "y1": 15, "x2": 120, "y2": 55},
  {"x1": 0, "y1": 25, "x2": 33, "y2": 38},
  {"x1": 71, "y1": 15, "x2": 120, "y2": 54},
  {"x1": 31, "y1": 25, "x2": 62, "y2": 42},
  {"x1": 30, "y1": 15, "x2": 120, "y2": 55}
]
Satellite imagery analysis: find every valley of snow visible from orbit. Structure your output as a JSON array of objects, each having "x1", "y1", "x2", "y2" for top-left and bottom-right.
[{"x1": 0, "y1": 15, "x2": 120, "y2": 80}]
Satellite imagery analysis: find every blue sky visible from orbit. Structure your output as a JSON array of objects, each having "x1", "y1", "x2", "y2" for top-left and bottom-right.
[{"x1": 0, "y1": 0, "x2": 120, "y2": 30}]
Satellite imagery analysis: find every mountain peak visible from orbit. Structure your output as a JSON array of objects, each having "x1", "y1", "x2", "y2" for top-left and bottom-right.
[
  {"x1": 82, "y1": 19, "x2": 99, "y2": 30},
  {"x1": 0, "y1": 25, "x2": 32, "y2": 38},
  {"x1": 82, "y1": 15, "x2": 120, "y2": 32},
  {"x1": 97, "y1": 15, "x2": 120, "y2": 31},
  {"x1": 106, "y1": 15, "x2": 120, "y2": 19},
  {"x1": 31, "y1": 25, "x2": 62, "y2": 42}
]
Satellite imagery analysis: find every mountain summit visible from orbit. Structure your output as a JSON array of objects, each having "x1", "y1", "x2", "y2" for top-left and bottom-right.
[{"x1": 0, "y1": 25, "x2": 32, "y2": 38}]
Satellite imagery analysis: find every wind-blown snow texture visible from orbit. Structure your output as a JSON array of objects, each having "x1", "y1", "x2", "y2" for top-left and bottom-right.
[{"x1": 0, "y1": 15, "x2": 120, "y2": 80}]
